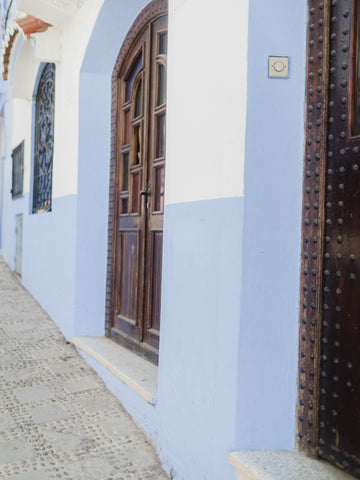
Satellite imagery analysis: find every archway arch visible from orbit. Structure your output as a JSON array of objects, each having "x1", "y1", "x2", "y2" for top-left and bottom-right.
[{"x1": 75, "y1": 0, "x2": 153, "y2": 336}]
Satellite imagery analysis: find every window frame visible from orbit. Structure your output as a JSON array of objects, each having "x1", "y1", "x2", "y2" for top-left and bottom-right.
[
  {"x1": 32, "y1": 62, "x2": 56, "y2": 214},
  {"x1": 11, "y1": 140, "x2": 24, "y2": 199}
]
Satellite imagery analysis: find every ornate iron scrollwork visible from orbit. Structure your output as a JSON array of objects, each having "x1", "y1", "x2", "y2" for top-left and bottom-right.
[{"x1": 32, "y1": 63, "x2": 55, "y2": 213}]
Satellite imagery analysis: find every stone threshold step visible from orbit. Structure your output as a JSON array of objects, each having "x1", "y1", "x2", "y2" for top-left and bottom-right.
[
  {"x1": 229, "y1": 450, "x2": 354, "y2": 480},
  {"x1": 72, "y1": 336, "x2": 157, "y2": 404}
]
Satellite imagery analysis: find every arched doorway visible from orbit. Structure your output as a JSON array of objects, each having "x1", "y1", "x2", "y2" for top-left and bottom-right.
[{"x1": 105, "y1": 0, "x2": 168, "y2": 365}]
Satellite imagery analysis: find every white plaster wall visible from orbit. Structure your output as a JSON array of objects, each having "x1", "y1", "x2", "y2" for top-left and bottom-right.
[
  {"x1": 12, "y1": 39, "x2": 40, "y2": 99},
  {"x1": 165, "y1": 0, "x2": 249, "y2": 205},
  {"x1": 12, "y1": 98, "x2": 32, "y2": 192},
  {"x1": 12, "y1": 98, "x2": 31, "y2": 147}
]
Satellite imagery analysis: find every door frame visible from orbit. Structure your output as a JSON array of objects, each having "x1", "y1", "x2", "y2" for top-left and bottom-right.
[
  {"x1": 104, "y1": 0, "x2": 168, "y2": 361},
  {"x1": 298, "y1": 0, "x2": 333, "y2": 456}
]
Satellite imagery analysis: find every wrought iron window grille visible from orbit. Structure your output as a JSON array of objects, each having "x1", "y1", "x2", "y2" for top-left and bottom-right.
[{"x1": 32, "y1": 62, "x2": 55, "y2": 214}]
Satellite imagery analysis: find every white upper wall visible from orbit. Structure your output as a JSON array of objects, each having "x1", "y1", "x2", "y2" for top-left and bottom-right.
[
  {"x1": 12, "y1": 98, "x2": 32, "y2": 194},
  {"x1": 165, "y1": 0, "x2": 249, "y2": 205}
]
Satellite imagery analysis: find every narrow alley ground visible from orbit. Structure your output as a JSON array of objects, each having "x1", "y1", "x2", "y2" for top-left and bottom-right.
[{"x1": 0, "y1": 257, "x2": 169, "y2": 480}]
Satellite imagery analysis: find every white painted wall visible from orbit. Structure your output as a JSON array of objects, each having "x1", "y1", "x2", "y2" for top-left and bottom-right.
[
  {"x1": 11, "y1": 39, "x2": 40, "y2": 99},
  {"x1": 165, "y1": 0, "x2": 249, "y2": 205},
  {"x1": 12, "y1": 98, "x2": 32, "y2": 191}
]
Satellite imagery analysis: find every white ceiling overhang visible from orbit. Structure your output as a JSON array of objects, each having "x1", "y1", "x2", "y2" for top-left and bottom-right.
[{"x1": 17, "y1": 0, "x2": 80, "y2": 28}]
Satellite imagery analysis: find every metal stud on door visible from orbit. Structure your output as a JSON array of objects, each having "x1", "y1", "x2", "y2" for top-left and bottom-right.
[{"x1": 298, "y1": 0, "x2": 330, "y2": 456}]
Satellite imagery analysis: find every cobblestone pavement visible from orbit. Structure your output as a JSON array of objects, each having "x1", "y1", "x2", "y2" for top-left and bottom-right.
[{"x1": 0, "y1": 258, "x2": 169, "y2": 480}]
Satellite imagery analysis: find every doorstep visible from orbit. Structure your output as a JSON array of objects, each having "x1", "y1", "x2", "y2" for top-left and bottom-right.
[
  {"x1": 229, "y1": 450, "x2": 355, "y2": 480},
  {"x1": 72, "y1": 336, "x2": 157, "y2": 405}
]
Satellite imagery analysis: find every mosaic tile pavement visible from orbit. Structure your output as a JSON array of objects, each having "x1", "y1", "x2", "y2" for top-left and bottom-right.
[{"x1": 0, "y1": 258, "x2": 169, "y2": 480}]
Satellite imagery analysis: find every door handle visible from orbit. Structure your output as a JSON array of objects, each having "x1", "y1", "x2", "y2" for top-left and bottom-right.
[
  {"x1": 140, "y1": 185, "x2": 150, "y2": 209},
  {"x1": 140, "y1": 185, "x2": 150, "y2": 196}
]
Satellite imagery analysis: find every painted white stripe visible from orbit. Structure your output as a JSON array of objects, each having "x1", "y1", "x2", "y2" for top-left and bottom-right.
[{"x1": 165, "y1": 0, "x2": 249, "y2": 205}]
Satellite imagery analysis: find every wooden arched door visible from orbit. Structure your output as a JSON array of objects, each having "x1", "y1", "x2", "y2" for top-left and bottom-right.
[{"x1": 106, "y1": 1, "x2": 167, "y2": 365}]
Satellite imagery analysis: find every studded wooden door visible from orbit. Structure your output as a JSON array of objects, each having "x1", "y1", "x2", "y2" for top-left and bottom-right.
[
  {"x1": 299, "y1": 1, "x2": 360, "y2": 476},
  {"x1": 106, "y1": 2, "x2": 168, "y2": 365}
]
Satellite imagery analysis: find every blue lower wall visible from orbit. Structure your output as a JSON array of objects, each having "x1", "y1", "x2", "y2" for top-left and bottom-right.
[
  {"x1": 74, "y1": 73, "x2": 110, "y2": 336},
  {"x1": 22, "y1": 194, "x2": 77, "y2": 340},
  {"x1": 72, "y1": 196, "x2": 245, "y2": 480},
  {"x1": 234, "y1": 0, "x2": 307, "y2": 451},
  {"x1": 1, "y1": 191, "x2": 77, "y2": 340},
  {"x1": 157, "y1": 197, "x2": 244, "y2": 480}
]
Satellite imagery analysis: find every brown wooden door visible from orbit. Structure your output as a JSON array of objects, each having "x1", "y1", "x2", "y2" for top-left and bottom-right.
[
  {"x1": 110, "y1": 11, "x2": 167, "y2": 363},
  {"x1": 143, "y1": 15, "x2": 167, "y2": 350},
  {"x1": 300, "y1": 0, "x2": 360, "y2": 475},
  {"x1": 318, "y1": 1, "x2": 360, "y2": 473}
]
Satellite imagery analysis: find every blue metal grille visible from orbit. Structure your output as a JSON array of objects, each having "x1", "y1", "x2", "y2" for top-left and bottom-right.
[{"x1": 32, "y1": 63, "x2": 55, "y2": 213}]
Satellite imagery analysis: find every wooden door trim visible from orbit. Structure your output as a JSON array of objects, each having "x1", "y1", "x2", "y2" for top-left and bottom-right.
[
  {"x1": 297, "y1": 0, "x2": 332, "y2": 456},
  {"x1": 105, "y1": 0, "x2": 168, "y2": 339}
]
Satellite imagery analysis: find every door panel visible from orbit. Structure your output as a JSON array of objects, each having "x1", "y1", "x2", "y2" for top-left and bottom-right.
[
  {"x1": 150, "y1": 231, "x2": 163, "y2": 332},
  {"x1": 142, "y1": 14, "x2": 168, "y2": 350},
  {"x1": 118, "y1": 231, "x2": 139, "y2": 321},
  {"x1": 143, "y1": 230, "x2": 163, "y2": 347}
]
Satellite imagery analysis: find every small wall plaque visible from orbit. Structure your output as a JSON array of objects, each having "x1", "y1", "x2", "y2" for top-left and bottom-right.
[{"x1": 268, "y1": 56, "x2": 289, "y2": 78}]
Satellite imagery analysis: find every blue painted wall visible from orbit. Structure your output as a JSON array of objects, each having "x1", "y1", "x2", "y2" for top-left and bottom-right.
[
  {"x1": 22, "y1": 195, "x2": 77, "y2": 339},
  {"x1": 74, "y1": 73, "x2": 110, "y2": 336},
  {"x1": 157, "y1": 198, "x2": 244, "y2": 479},
  {"x1": 236, "y1": 0, "x2": 307, "y2": 450},
  {"x1": 1, "y1": 192, "x2": 77, "y2": 341}
]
